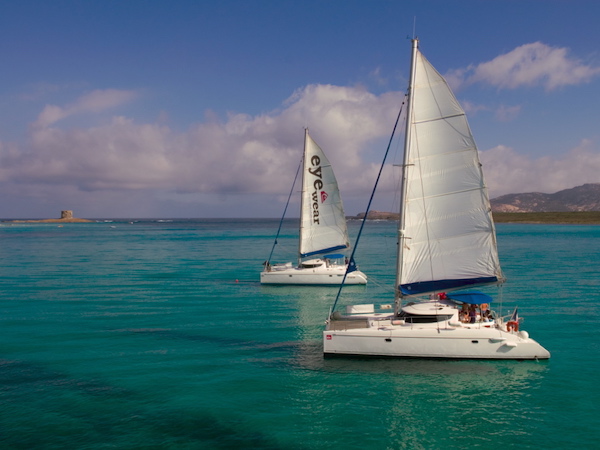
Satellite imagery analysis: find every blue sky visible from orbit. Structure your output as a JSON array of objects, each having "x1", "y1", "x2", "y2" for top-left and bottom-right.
[{"x1": 1, "y1": 0, "x2": 599, "y2": 218}]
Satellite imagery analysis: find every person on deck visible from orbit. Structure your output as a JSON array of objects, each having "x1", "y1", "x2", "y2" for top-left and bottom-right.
[
  {"x1": 480, "y1": 303, "x2": 492, "y2": 321},
  {"x1": 469, "y1": 304, "x2": 477, "y2": 323},
  {"x1": 460, "y1": 304, "x2": 470, "y2": 323}
]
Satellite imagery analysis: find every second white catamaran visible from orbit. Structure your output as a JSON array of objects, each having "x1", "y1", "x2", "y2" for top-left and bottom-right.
[{"x1": 261, "y1": 129, "x2": 367, "y2": 285}]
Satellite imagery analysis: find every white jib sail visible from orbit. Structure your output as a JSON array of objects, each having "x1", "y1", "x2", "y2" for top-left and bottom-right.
[
  {"x1": 399, "y1": 46, "x2": 503, "y2": 295},
  {"x1": 299, "y1": 130, "x2": 350, "y2": 257}
]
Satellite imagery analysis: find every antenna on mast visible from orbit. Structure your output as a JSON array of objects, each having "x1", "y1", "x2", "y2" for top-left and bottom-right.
[{"x1": 412, "y1": 16, "x2": 417, "y2": 39}]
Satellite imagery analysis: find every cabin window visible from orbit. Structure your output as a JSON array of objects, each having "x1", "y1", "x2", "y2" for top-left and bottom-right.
[{"x1": 398, "y1": 312, "x2": 453, "y2": 323}]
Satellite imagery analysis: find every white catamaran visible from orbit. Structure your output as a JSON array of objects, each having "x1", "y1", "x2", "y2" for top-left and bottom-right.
[
  {"x1": 323, "y1": 39, "x2": 550, "y2": 359},
  {"x1": 261, "y1": 129, "x2": 367, "y2": 285}
]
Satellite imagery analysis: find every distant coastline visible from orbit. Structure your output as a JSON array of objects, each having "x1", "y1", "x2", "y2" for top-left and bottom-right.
[
  {"x1": 3, "y1": 209, "x2": 94, "y2": 224},
  {"x1": 2, "y1": 211, "x2": 599, "y2": 225},
  {"x1": 349, "y1": 211, "x2": 600, "y2": 225},
  {"x1": 492, "y1": 211, "x2": 600, "y2": 224},
  {"x1": 4, "y1": 217, "x2": 94, "y2": 223}
]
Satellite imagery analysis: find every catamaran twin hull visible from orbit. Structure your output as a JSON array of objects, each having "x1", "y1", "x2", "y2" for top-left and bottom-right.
[
  {"x1": 261, "y1": 265, "x2": 368, "y2": 285},
  {"x1": 324, "y1": 320, "x2": 550, "y2": 360}
]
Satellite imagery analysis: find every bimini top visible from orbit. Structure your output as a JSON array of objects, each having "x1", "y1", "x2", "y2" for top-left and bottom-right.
[
  {"x1": 447, "y1": 292, "x2": 493, "y2": 305},
  {"x1": 324, "y1": 254, "x2": 345, "y2": 259}
]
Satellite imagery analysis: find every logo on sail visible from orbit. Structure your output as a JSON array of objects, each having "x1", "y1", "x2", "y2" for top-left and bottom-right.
[{"x1": 308, "y1": 155, "x2": 323, "y2": 224}]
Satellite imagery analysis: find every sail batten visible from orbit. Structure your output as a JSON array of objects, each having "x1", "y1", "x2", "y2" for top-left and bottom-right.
[
  {"x1": 413, "y1": 112, "x2": 466, "y2": 124},
  {"x1": 407, "y1": 186, "x2": 492, "y2": 201}
]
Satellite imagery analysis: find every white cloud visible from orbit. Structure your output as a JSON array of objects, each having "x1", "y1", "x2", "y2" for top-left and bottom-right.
[
  {"x1": 1, "y1": 82, "x2": 597, "y2": 218},
  {"x1": 450, "y1": 42, "x2": 600, "y2": 91},
  {"x1": 460, "y1": 101, "x2": 489, "y2": 116},
  {"x1": 2, "y1": 85, "x2": 401, "y2": 203},
  {"x1": 33, "y1": 89, "x2": 138, "y2": 128},
  {"x1": 494, "y1": 104, "x2": 522, "y2": 122},
  {"x1": 369, "y1": 67, "x2": 389, "y2": 87},
  {"x1": 481, "y1": 140, "x2": 600, "y2": 197}
]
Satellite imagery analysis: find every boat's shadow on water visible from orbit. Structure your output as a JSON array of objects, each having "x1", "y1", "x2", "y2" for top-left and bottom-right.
[
  {"x1": 111, "y1": 326, "x2": 549, "y2": 385},
  {"x1": 293, "y1": 339, "x2": 545, "y2": 369},
  {"x1": 321, "y1": 354, "x2": 549, "y2": 377},
  {"x1": 232, "y1": 335, "x2": 551, "y2": 392}
]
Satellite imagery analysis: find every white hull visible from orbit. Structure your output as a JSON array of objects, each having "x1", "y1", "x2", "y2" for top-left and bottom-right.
[
  {"x1": 261, "y1": 264, "x2": 367, "y2": 285},
  {"x1": 324, "y1": 306, "x2": 550, "y2": 360}
]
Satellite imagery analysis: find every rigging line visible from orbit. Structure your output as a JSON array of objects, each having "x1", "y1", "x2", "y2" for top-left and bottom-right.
[
  {"x1": 367, "y1": 276, "x2": 397, "y2": 293},
  {"x1": 329, "y1": 97, "x2": 407, "y2": 315},
  {"x1": 265, "y1": 156, "x2": 303, "y2": 264}
]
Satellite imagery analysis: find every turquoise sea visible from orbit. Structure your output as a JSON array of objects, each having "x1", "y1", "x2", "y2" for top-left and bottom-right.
[{"x1": 1, "y1": 218, "x2": 598, "y2": 449}]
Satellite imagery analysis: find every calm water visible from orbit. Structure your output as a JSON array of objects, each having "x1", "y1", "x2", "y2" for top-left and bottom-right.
[{"x1": 1, "y1": 219, "x2": 598, "y2": 449}]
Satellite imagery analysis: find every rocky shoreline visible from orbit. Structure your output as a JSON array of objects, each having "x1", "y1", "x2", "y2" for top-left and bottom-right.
[
  {"x1": 5, "y1": 218, "x2": 94, "y2": 223},
  {"x1": 348, "y1": 211, "x2": 400, "y2": 221},
  {"x1": 3, "y1": 210, "x2": 93, "y2": 223},
  {"x1": 348, "y1": 210, "x2": 600, "y2": 224}
]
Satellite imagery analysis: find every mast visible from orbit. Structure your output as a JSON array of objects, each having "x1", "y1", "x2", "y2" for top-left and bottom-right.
[
  {"x1": 298, "y1": 128, "x2": 309, "y2": 266},
  {"x1": 395, "y1": 38, "x2": 419, "y2": 312}
]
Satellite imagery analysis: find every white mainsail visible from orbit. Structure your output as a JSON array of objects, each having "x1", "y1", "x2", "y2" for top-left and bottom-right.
[
  {"x1": 398, "y1": 41, "x2": 504, "y2": 296},
  {"x1": 299, "y1": 129, "x2": 350, "y2": 258}
]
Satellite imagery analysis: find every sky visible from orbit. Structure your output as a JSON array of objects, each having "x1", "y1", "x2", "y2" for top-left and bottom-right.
[{"x1": 1, "y1": 0, "x2": 599, "y2": 219}]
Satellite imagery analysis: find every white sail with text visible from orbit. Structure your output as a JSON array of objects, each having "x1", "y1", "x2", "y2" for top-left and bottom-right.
[
  {"x1": 260, "y1": 129, "x2": 367, "y2": 285},
  {"x1": 299, "y1": 131, "x2": 350, "y2": 258}
]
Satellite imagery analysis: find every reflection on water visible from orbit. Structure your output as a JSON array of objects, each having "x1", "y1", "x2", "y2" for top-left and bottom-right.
[
  {"x1": 287, "y1": 338, "x2": 550, "y2": 448},
  {"x1": 275, "y1": 282, "x2": 552, "y2": 449}
]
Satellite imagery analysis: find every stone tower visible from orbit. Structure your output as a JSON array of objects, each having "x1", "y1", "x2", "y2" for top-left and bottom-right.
[{"x1": 61, "y1": 210, "x2": 73, "y2": 219}]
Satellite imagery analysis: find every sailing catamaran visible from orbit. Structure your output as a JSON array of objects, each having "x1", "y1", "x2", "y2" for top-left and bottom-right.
[
  {"x1": 323, "y1": 39, "x2": 550, "y2": 359},
  {"x1": 261, "y1": 129, "x2": 367, "y2": 285}
]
